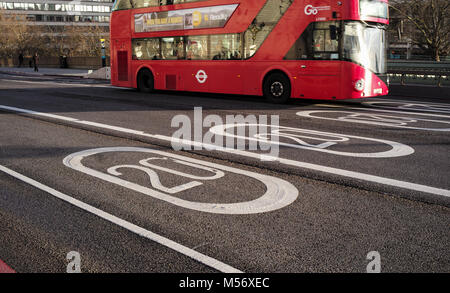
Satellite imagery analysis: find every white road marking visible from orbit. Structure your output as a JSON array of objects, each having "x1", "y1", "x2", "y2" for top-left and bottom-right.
[
  {"x1": 296, "y1": 110, "x2": 450, "y2": 131},
  {"x1": 64, "y1": 147, "x2": 299, "y2": 214},
  {"x1": 375, "y1": 98, "x2": 450, "y2": 105},
  {"x1": 1, "y1": 104, "x2": 449, "y2": 198},
  {"x1": 316, "y1": 103, "x2": 450, "y2": 119},
  {"x1": 0, "y1": 164, "x2": 243, "y2": 273},
  {"x1": 363, "y1": 100, "x2": 450, "y2": 114},
  {"x1": 209, "y1": 124, "x2": 415, "y2": 158}
]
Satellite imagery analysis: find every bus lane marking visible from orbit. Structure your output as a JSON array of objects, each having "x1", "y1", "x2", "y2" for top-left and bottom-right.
[
  {"x1": 315, "y1": 103, "x2": 450, "y2": 119},
  {"x1": 63, "y1": 147, "x2": 299, "y2": 215},
  {"x1": 362, "y1": 101, "x2": 450, "y2": 114},
  {"x1": 1, "y1": 104, "x2": 449, "y2": 199},
  {"x1": 209, "y1": 124, "x2": 415, "y2": 158},
  {"x1": 0, "y1": 164, "x2": 242, "y2": 273},
  {"x1": 296, "y1": 110, "x2": 450, "y2": 131}
]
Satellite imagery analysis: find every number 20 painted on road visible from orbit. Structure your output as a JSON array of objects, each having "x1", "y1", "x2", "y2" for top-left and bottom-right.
[{"x1": 63, "y1": 147, "x2": 299, "y2": 215}]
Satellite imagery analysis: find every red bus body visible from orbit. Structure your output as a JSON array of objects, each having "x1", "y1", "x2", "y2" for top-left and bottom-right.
[{"x1": 110, "y1": 0, "x2": 389, "y2": 100}]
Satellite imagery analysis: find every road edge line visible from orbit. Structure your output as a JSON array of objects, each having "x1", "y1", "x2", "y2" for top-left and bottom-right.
[{"x1": 0, "y1": 164, "x2": 243, "y2": 273}]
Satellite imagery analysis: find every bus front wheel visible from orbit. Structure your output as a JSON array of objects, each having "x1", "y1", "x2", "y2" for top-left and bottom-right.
[
  {"x1": 263, "y1": 73, "x2": 291, "y2": 104},
  {"x1": 137, "y1": 69, "x2": 154, "y2": 93}
]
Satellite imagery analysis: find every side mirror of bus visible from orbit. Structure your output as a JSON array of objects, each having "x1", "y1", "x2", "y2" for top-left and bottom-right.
[{"x1": 330, "y1": 25, "x2": 337, "y2": 40}]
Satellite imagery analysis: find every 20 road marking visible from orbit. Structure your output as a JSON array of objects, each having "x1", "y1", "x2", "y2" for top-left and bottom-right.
[
  {"x1": 0, "y1": 164, "x2": 243, "y2": 273},
  {"x1": 1, "y1": 104, "x2": 449, "y2": 198}
]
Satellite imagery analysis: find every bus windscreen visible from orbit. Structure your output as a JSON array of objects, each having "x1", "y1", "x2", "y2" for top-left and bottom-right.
[{"x1": 359, "y1": 0, "x2": 388, "y2": 19}]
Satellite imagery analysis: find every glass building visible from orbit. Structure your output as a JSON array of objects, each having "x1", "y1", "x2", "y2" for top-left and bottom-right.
[{"x1": 0, "y1": 0, "x2": 114, "y2": 26}]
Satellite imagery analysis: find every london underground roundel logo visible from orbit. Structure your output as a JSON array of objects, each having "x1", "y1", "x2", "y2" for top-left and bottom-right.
[{"x1": 195, "y1": 70, "x2": 208, "y2": 84}]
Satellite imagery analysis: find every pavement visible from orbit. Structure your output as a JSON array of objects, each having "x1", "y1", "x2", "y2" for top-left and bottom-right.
[
  {"x1": 0, "y1": 67, "x2": 91, "y2": 78},
  {"x1": 0, "y1": 71, "x2": 448, "y2": 274}
]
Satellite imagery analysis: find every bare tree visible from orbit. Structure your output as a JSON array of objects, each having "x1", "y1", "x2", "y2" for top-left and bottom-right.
[
  {"x1": 0, "y1": 10, "x2": 45, "y2": 59},
  {"x1": 389, "y1": 0, "x2": 450, "y2": 61},
  {"x1": 1, "y1": 9, "x2": 109, "y2": 69},
  {"x1": 45, "y1": 24, "x2": 109, "y2": 58}
]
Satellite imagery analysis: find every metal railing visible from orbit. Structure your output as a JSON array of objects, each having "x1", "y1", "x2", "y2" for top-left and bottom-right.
[{"x1": 387, "y1": 61, "x2": 450, "y2": 87}]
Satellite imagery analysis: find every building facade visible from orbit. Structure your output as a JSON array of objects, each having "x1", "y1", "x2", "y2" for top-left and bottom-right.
[{"x1": 0, "y1": 0, "x2": 114, "y2": 26}]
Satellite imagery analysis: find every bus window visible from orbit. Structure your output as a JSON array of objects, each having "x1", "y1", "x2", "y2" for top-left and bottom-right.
[
  {"x1": 114, "y1": 0, "x2": 132, "y2": 10},
  {"x1": 161, "y1": 37, "x2": 185, "y2": 60},
  {"x1": 186, "y1": 36, "x2": 208, "y2": 60},
  {"x1": 113, "y1": 0, "x2": 203, "y2": 10},
  {"x1": 243, "y1": 0, "x2": 293, "y2": 59},
  {"x1": 285, "y1": 21, "x2": 340, "y2": 60},
  {"x1": 211, "y1": 34, "x2": 241, "y2": 60},
  {"x1": 132, "y1": 38, "x2": 161, "y2": 60}
]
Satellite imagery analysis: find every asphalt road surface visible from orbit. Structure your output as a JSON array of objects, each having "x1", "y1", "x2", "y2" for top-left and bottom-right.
[{"x1": 0, "y1": 73, "x2": 449, "y2": 273}]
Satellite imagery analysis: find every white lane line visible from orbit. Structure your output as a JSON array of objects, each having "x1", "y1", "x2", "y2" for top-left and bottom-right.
[
  {"x1": 1, "y1": 104, "x2": 449, "y2": 198},
  {"x1": 0, "y1": 164, "x2": 242, "y2": 273}
]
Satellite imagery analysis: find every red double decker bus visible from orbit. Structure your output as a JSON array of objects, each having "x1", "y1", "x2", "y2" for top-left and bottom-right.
[{"x1": 110, "y1": 0, "x2": 389, "y2": 103}]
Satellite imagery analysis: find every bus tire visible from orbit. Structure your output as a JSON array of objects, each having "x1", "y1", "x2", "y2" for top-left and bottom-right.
[
  {"x1": 263, "y1": 72, "x2": 291, "y2": 104},
  {"x1": 137, "y1": 69, "x2": 154, "y2": 93}
]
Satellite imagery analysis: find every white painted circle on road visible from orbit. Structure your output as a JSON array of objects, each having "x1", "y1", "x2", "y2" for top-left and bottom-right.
[
  {"x1": 63, "y1": 147, "x2": 299, "y2": 214},
  {"x1": 209, "y1": 124, "x2": 415, "y2": 158},
  {"x1": 296, "y1": 110, "x2": 450, "y2": 131}
]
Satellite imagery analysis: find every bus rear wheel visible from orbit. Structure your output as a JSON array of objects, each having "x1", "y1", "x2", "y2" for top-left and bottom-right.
[
  {"x1": 137, "y1": 69, "x2": 154, "y2": 93},
  {"x1": 263, "y1": 73, "x2": 291, "y2": 104}
]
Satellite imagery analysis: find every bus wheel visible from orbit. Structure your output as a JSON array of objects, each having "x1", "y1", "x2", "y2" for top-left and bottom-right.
[
  {"x1": 263, "y1": 73, "x2": 291, "y2": 104},
  {"x1": 137, "y1": 69, "x2": 154, "y2": 93}
]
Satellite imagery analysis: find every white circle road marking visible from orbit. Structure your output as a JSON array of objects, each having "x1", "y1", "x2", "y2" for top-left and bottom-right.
[
  {"x1": 296, "y1": 110, "x2": 450, "y2": 131},
  {"x1": 315, "y1": 103, "x2": 450, "y2": 119},
  {"x1": 63, "y1": 147, "x2": 299, "y2": 215},
  {"x1": 1, "y1": 104, "x2": 449, "y2": 199},
  {"x1": 209, "y1": 124, "x2": 415, "y2": 158},
  {"x1": 363, "y1": 101, "x2": 450, "y2": 114},
  {"x1": 0, "y1": 164, "x2": 242, "y2": 273}
]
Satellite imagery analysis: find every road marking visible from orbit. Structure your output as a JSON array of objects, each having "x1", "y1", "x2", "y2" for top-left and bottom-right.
[
  {"x1": 63, "y1": 147, "x2": 299, "y2": 214},
  {"x1": 296, "y1": 110, "x2": 450, "y2": 131},
  {"x1": 1, "y1": 104, "x2": 449, "y2": 198},
  {"x1": 209, "y1": 123, "x2": 415, "y2": 158},
  {"x1": 375, "y1": 98, "x2": 450, "y2": 105},
  {"x1": 0, "y1": 164, "x2": 242, "y2": 273},
  {"x1": 0, "y1": 259, "x2": 16, "y2": 273},
  {"x1": 363, "y1": 101, "x2": 450, "y2": 114},
  {"x1": 316, "y1": 103, "x2": 450, "y2": 119}
]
